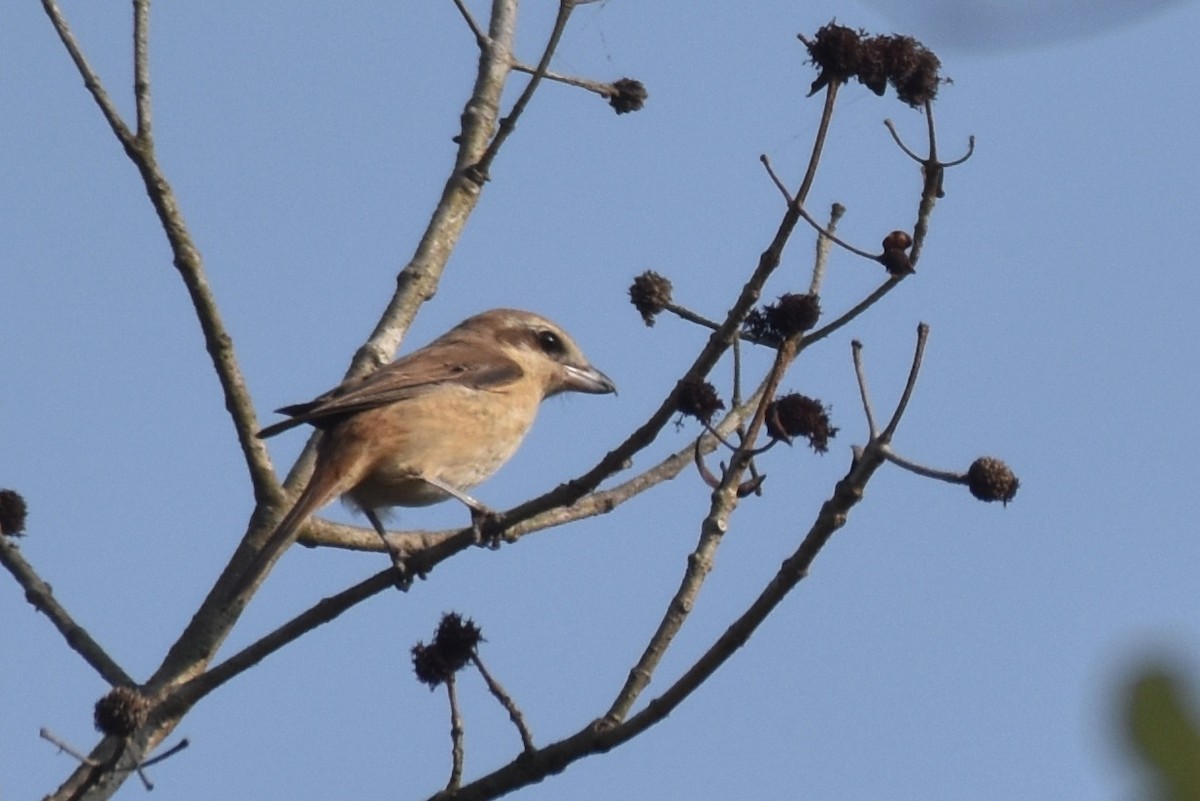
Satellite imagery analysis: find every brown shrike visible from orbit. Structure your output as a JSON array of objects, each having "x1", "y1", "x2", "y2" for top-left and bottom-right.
[{"x1": 249, "y1": 309, "x2": 615, "y2": 578}]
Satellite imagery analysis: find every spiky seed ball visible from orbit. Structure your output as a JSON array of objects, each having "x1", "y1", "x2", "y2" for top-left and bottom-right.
[
  {"x1": 676, "y1": 377, "x2": 725, "y2": 425},
  {"x1": 765, "y1": 394, "x2": 838, "y2": 453},
  {"x1": 0, "y1": 490, "x2": 27, "y2": 537},
  {"x1": 412, "y1": 613, "x2": 483, "y2": 687},
  {"x1": 609, "y1": 78, "x2": 648, "y2": 114},
  {"x1": 804, "y1": 22, "x2": 864, "y2": 95},
  {"x1": 411, "y1": 642, "x2": 451, "y2": 688},
  {"x1": 744, "y1": 294, "x2": 821, "y2": 345},
  {"x1": 629, "y1": 271, "x2": 673, "y2": 326},
  {"x1": 966, "y1": 457, "x2": 1019, "y2": 505},
  {"x1": 434, "y1": 613, "x2": 482, "y2": 669},
  {"x1": 94, "y1": 687, "x2": 149, "y2": 737},
  {"x1": 856, "y1": 35, "x2": 890, "y2": 96},
  {"x1": 743, "y1": 308, "x2": 780, "y2": 347},
  {"x1": 768, "y1": 293, "x2": 822, "y2": 337},
  {"x1": 880, "y1": 35, "x2": 942, "y2": 107}
]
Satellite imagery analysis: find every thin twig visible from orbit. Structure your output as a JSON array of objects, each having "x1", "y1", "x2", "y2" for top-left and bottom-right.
[
  {"x1": 132, "y1": 0, "x2": 151, "y2": 140},
  {"x1": 138, "y1": 738, "x2": 190, "y2": 769},
  {"x1": 166, "y1": 571, "x2": 395, "y2": 709},
  {"x1": 883, "y1": 118, "x2": 923, "y2": 163},
  {"x1": 795, "y1": 203, "x2": 879, "y2": 260},
  {"x1": 731, "y1": 338, "x2": 765, "y2": 494},
  {"x1": 942, "y1": 135, "x2": 976, "y2": 167},
  {"x1": 40, "y1": 729, "x2": 100, "y2": 767},
  {"x1": 2, "y1": 539, "x2": 133, "y2": 686},
  {"x1": 795, "y1": 81, "x2": 839, "y2": 203},
  {"x1": 451, "y1": 0, "x2": 488, "y2": 48},
  {"x1": 851, "y1": 340, "x2": 879, "y2": 439},
  {"x1": 606, "y1": 336, "x2": 799, "y2": 723},
  {"x1": 883, "y1": 450, "x2": 966, "y2": 484},
  {"x1": 810, "y1": 202, "x2": 845, "y2": 295},
  {"x1": 472, "y1": 0, "x2": 576, "y2": 179},
  {"x1": 801, "y1": 275, "x2": 903, "y2": 348},
  {"x1": 924, "y1": 100, "x2": 939, "y2": 163},
  {"x1": 511, "y1": 62, "x2": 615, "y2": 97},
  {"x1": 661, "y1": 301, "x2": 780, "y2": 348},
  {"x1": 40, "y1": 0, "x2": 135, "y2": 148},
  {"x1": 881, "y1": 323, "x2": 930, "y2": 441},
  {"x1": 758, "y1": 154, "x2": 794, "y2": 204},
  {"x1": 472, "y1": 653, "x2": 535, "y2": 752},
  {"x1": 446, "y1": 675, "x2": 465, "y2": 791}
]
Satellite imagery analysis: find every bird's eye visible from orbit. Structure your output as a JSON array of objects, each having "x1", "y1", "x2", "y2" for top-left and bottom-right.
[{"x1": 536, "y1": 329, "x2": 565, "y2": 355}]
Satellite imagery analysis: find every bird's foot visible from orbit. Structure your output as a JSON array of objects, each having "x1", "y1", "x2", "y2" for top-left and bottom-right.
[
  {"x1": 470, "y1": 507, "x2": 507, "y2": 549},
  {"x1": 383, "y1": 544, "x2": 415, "y2": 591}
]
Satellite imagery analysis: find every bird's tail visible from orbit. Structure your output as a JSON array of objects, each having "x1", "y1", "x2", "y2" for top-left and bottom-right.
[{"x1": 237, "y1": 465, "x2": 351, "y2": 586}]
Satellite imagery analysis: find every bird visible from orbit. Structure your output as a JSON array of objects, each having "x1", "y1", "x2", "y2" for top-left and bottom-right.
[{"x1": 247, "y1": 308, "x2": 616, "y2": 582}]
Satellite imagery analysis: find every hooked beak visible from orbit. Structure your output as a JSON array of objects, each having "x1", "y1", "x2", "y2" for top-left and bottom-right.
[{"x1": 561, "y1": 363, "x2": 617, "y2": 395}]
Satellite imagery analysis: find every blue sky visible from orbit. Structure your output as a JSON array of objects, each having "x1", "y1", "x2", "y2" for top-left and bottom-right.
[{"x1": 3, "y1": 2, "x2": 1199, "y2": 799}]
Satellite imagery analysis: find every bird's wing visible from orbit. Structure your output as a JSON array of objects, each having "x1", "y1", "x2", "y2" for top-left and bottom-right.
[{"x1": 258, "y1": 342, "x2": 524, "y2": 439}]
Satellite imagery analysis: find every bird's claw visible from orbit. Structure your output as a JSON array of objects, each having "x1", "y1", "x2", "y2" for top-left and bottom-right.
[{"x1": 470, "y1": 507, "x2": 507, "y2": 549}]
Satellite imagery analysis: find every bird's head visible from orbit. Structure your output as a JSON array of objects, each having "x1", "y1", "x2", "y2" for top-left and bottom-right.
[{"x1": 450, "y1": 309, "x2": 616, "y2": 399}]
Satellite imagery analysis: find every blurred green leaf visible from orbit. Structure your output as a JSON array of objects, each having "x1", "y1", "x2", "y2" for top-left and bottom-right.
[{"x1": 1125, "y1": 666, "x2": 1200, "y2": 801}]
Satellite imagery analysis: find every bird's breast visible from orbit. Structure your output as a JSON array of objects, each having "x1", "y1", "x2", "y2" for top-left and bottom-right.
[{"x1": 342, "y1": 383, "x2": 540, "y2": 509}]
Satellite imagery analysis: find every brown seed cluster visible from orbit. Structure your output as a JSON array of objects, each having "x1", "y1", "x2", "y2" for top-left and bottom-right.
[
  {"x1": 676, "y1": 377, "x2": 725, "y2": 425},
  {"x1": 608, "y1": 78, "x2": 648, "y2": 115},
  {"x1": 966, "y1": 457, "x2": 1019, "y2": 505},
  {"x1": 0, "y1": 489, "x2": 27, "y2": 537},
  {"x1": 765, "y1": 394, "x2": 838, "y2": 453},
  {"x1": 744, "y1": 293, "x2": 821, "y2": 344},
  {"x1": 629, "y1": 270, "x2": 673, "y2": 327},
  {"x1": 93, "y1": 686, "x2": 150, "y2": 737},
  {"x1": 804, "y1": 23, "x2": 943, "y2": 108},
  {"x1": 412, "y1": 613, "x2": 483, "y2": 688}
]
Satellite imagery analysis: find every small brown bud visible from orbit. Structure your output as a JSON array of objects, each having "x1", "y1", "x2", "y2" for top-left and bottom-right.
[
  {"x1": 629, "y1": 271, "x2": 673, "y2": 326},
  {"x1": 676, "y1": 377, "x2": 725, "y2": 425},
  {"x1": 0, "y1": 490, "x2": 27, "y2": 537},
  {"x1": 94, "y1": 686, "x2": 149, "y2": 737},
  {"x1": 765, "y1": 393, "x2": 838, "y2": 453},
  {"x1": 883, "y1": 230, "x2": 912, "y2": 250},
  {"x1": 966, "y1": 457, "x2": 1019, "y2": 505},
  {"x1": 879, "y1": 230, "x2": 914, "y2": 275},
  {"x1": 608, "y1": 78, "x2": 648, "y2": 114}
]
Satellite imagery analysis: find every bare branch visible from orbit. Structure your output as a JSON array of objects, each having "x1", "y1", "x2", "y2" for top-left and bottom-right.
[
  {"x1": 472, "y1": 0, "x2": 577, "y2": 180},
  {"x1": 165, "y1": 571, "x2": 395, "y2": 709},
  {"x1": 133, "y1": 0, "x2": 151, "y2": 140},
  {"x1": 472, "y1": 654, "x2": 536, "y2": 753},
  {"x1": 511, "y1": 62, "x2": 618, "y2": 98},
  {"x1": 759, "y1": 154, "x2": 795, "y2": 204},
  {"x1": 801, "y1": 275, "x2": 903, "y2": 348},
  {"x1": 446, "y1": 676, "x2": 465, "y2": 791},
  {"x1": 40, "y1": 0, "x2": 135, "y2": 148},
  {"x1": 451, "y1": 0, "x2": 488, "y2": 48},
  {"x1": 810, "y1": 202, "x2": 845, "y2": 295},
  {"x1": 794, "y1": 202, "x2": 879, "y2": 261},
  {"x1": 883, "y1": 450, "x2": 967, "y2": 484},
  {"x1": 880, "y1": 323, "x2": 931, "y2": 441},
  {"x1": 1, "y1": 539, "x2": 133, "y2": 687},
  {"x1": 852, "y1": 339, "x2": 879, "y2": 438}
]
